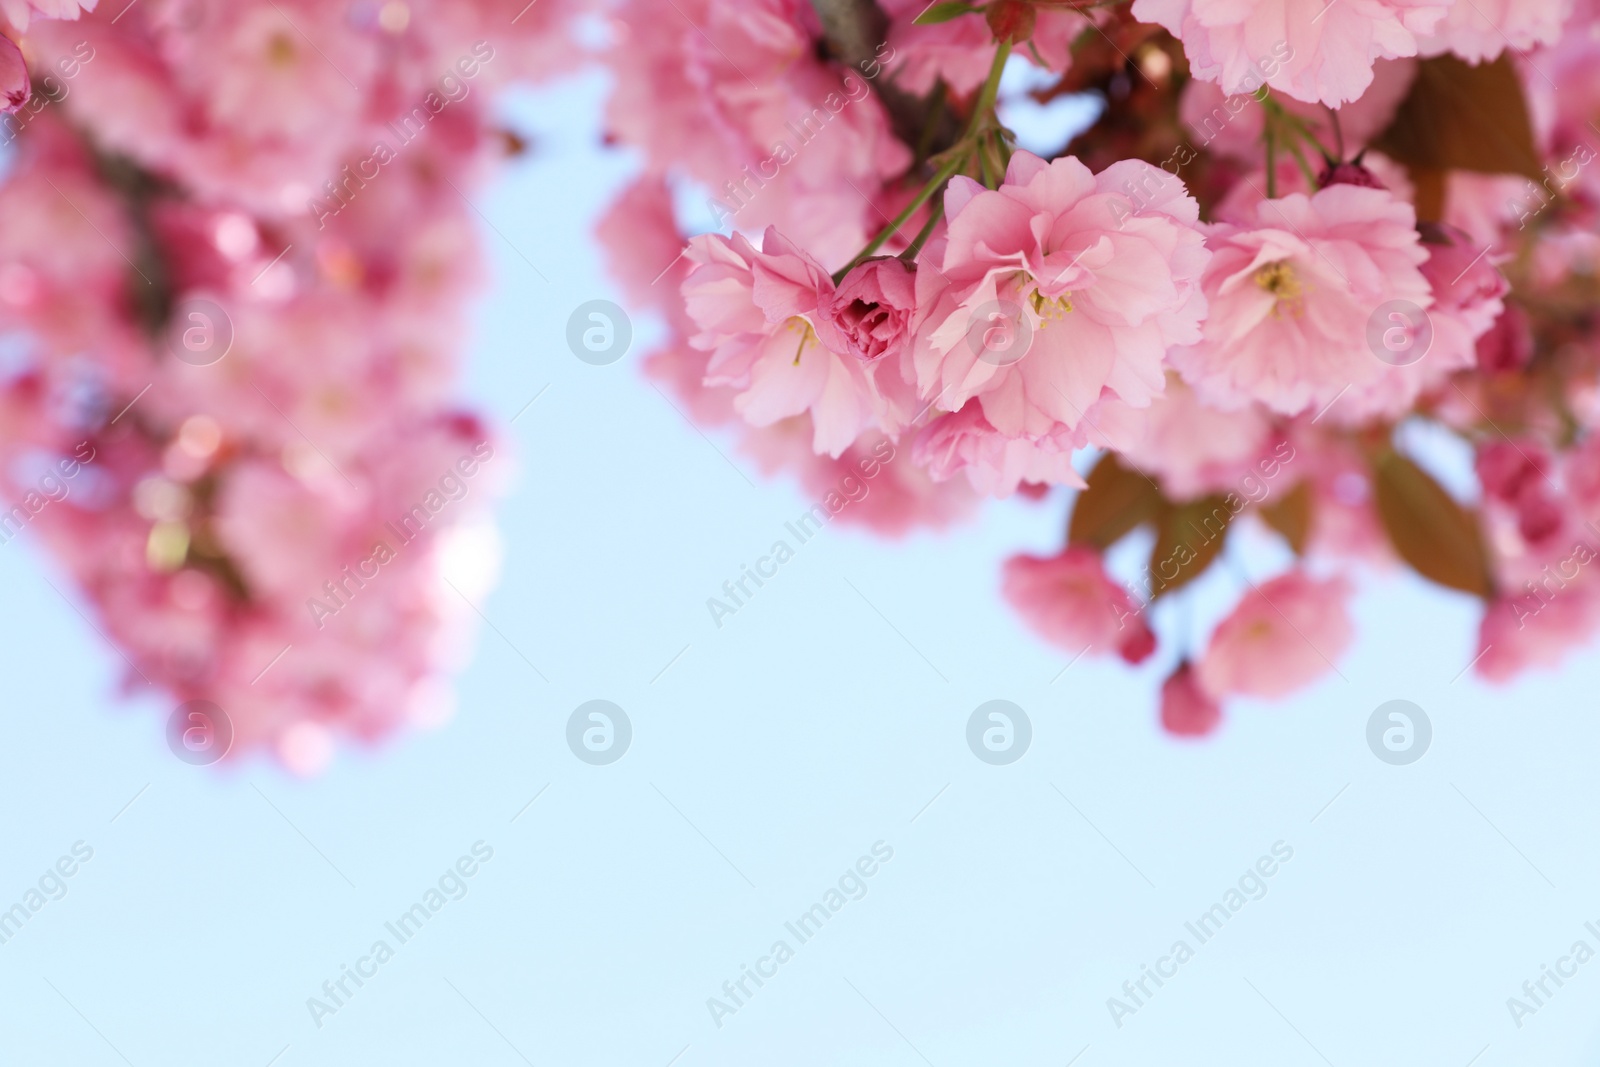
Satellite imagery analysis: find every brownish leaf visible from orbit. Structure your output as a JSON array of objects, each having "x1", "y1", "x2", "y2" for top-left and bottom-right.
[
  {"x1": 1148, "y1": 496, "x2": 1232, "y2": 600},
  {"x1": 1407, "y1": 165, "x2": 1448, "y2": 224},
  {"x1": 1373, "y1": 55, "x2": 1543, "y2": 181},
  {"x1": 1068, "y1": 454, "x2": 1165, "y2": 550},
  {"x1": 1260, "y1": 480, "x2": 1313, "y2": 554},
  {"x1": 1373, "y1": 451, "x2": 1495, "y2": 598}
]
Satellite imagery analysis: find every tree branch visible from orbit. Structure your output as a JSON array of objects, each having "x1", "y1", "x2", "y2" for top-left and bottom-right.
[{"x1": 807, "y1": 0, "x2": 962, "y2": 158}]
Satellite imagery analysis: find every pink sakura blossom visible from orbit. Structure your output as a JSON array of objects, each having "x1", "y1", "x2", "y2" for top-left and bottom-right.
[
  {"x1": 1475, "y1": 438, "x2": 1578, "y2": 567},
  {"x1": 1477, "y1": 439, "x2": 1553, "y2": 505},
  {"x1": 1117, "y1": 376, "x2": 1279, "y2": 500},
  {"x1": 1197, "y1": 571, "x2": 1353, "y2": 699},
  {"x1": 0, "y1": 0, "x2": 559, "y2": 770},
  {"x1": 596, "y1": 174, "x2": 693, "y2": 327},
  {"x1": 1475, "y1": 575, "x2": 1600, "y2": 684},
  {"x1": 13, "y1": 0, "x2": 1600, "y2": 760},
  {"x1": 0, "y1": 33, "x2": 24, "y2": 111},
  {"x1": 1475, "y1": 302, "x2": 1534, "y2": 374},
  {"x1": 912, "y1": 151, "x2": 1210, "y2": 446},
  {"x1": 1279, "y1": 427, "x2": 1392, "y2": 562},
  {"x1": 1417, "y1": 223, "x2": 1508, "y2": 362},
  {"x1": 741, "y1": 420, "x2": 981, "y2": 536},
  {"x1": 29, "y1": 0, "x2": 576, "y2": 217},
  {"x1": 682, "y1": 228, "x2": 903, "y2": 457},
  {"x1": 0, "y1": 0, "x2": 93, "y2": 31},
  {"x1": 1003, "y1": 548, "x2": 1156, "y2": 664},
  {"x1": 821, "y1": 257, "x2": 919, "y2": 365},
  {"x1": 1333, "y1": 221, "x2": 1506, "y2": 420},
  {"x1": 1134, "y1": 0, "x2": 1449, "y2": 106},
  {"x1": 1170, "y1": 184, "x2": 1433, "y2": 422},
  {"x1": 1179, "y1": 59, "x2": 1416, "y2": 165},
  {"x1": 605, "y1": 0, "x2": 908, "y2": 264},
  {"x1": 913, "y1": 400, "x2": 1084, "y2": 497},
  {"x1": 643, "y1": 337, "x2": 741, "y2": 430},
  {"x1": 1519, "y1": 23, "x2": 1600, "y2": 227},
  {"x1": 1442, "y1": 171, "x2": 1531, "y2": 246},
  {"x1": 879, "y1": 0, "x2": 1089, "y2": 94},
  {"x1": 1161, "y1": 663, "x2": 1223, "y2": 736},
  {"x1": 1420, "y1": 0, "x2": 1571, "y2": 63},
  {"x1": 1565, "y1": 435, "x2": 1600, "y2": 522}
]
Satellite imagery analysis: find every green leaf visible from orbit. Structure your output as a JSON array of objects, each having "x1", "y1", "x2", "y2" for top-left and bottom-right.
[
  {"x1": 1373, "y1": 451, "x2": 1495, "y2": 598},
  {"x1": 1259, "y1": 481, "x2": 1313, "y2": 554},
  {"x1": 1148, "y1": 496, "x2": 1232, "y2": 601},
  {"x1": 913, "y1": 2, "x2": 977, "y2": 25},
  {"x1": 1372, "y1": 55, "x2": 1543, "y2": 181},
  {"x1": 1068, "y1": 454, "x2": 1165, "y2": 551}
]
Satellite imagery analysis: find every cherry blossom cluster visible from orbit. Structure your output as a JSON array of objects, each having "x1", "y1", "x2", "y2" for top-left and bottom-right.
[
  {"x1": 0, "y1": 0, "x2": 582, "y2": 770},
  {"x1": 3, "y1": 0, "x2": 1599, "y2": 762},
  {"x1": 598, "y1": 0, "x2": 1600, "y2": 736}
]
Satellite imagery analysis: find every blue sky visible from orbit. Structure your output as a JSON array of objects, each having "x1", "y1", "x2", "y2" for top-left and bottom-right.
[{"x1": 2, "y1": 68, "x2": 1600, "y2": 1067}]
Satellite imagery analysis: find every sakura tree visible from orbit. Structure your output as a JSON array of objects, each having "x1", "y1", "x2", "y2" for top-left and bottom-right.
[{"x1": 0, "y1": 0, "x2": 1594, "y2": 766}]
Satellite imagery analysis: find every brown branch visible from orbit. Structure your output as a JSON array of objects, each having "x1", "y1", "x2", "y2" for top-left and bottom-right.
[
  {"x1": 808, "y1": 0, "x2": 888, "y2": 71},
  {"x1": 807, "y1": 0, "x2": 963, "y2": 159}
]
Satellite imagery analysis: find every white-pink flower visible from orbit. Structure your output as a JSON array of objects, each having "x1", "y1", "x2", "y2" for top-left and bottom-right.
[
  {"x1": 1476, "y1": 581, "x2": 1600, "y2": 684},
  {"x1": 1179, "y1": 59, "x2": 1416, "y2": 164},
  {"x1": 1197, "y1": 571, "x2": 1354, "y2": 699},
  {"x1": 1170, "y1": 184, "x2": 1433, "y2": 422},
  {"x1": 0, "y1": 33, "x2": 25, "y2": 111},
  {"x1": 1003, "y1": 548, "x2": 1156, "y2": 663},
  {"x1": 820, "y1": 256, "x2": 918, "y2": 365},
  {"x1": 0, "y1": 0, "x2": 94, "y2": 31},
  {"x1": 1420, "y1": 0, "x2": 1570, "y2": 63},
  {"x1": 682, "y1": 228, "x2": 893, "y2": 457},
  {"x1": 1118, "y1": 376, "x2": 1278, "y2": 500},
  {"x1": 914, "y1": 401, "x2": 1084, "y2": 497},
  {"x1": 1134, "y1": 0, "x2": 1449, "y2": 106},
  {"x1": 912, "y1": 151, "x2": 1210, "y2": 448},
  {"x1": 1161, "y1": 662, "x2": 1223, "y2": 736},
  {"x1": 879, "y1": 0, "x2": 1089, "y2": 94},
  {"x1": 606, "y1": 0, "x2": 909, "y2": 265}
]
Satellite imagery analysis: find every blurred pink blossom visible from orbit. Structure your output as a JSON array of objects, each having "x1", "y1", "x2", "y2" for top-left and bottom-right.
[{"x1": 1197, "y1": 571, "x2": 1353, "y2": 699}]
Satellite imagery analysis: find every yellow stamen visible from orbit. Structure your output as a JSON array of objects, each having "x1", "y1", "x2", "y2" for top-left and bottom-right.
[
  {"x1": 786, "y1": 317, "x2": 816, "y2": 365},
  {"x1": 1029, "y1": 287, "x2": 1074, "y2": 329},
  {"x1": 1254, "y1": 260, "x2": 1306, "y2": 317},
  {"x1": 266, "y1": 32, "x2": 297, "y2": 66}
]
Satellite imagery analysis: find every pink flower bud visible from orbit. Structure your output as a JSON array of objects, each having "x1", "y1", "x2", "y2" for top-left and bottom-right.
[{"x1": 1160, "y1": 664, "x2": 1222, "y2": 737}]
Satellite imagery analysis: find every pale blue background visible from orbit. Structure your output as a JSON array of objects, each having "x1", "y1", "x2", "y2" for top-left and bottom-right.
[{"x1": 2, "y1": 66, "x2": 1599, "y2": 1067}]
